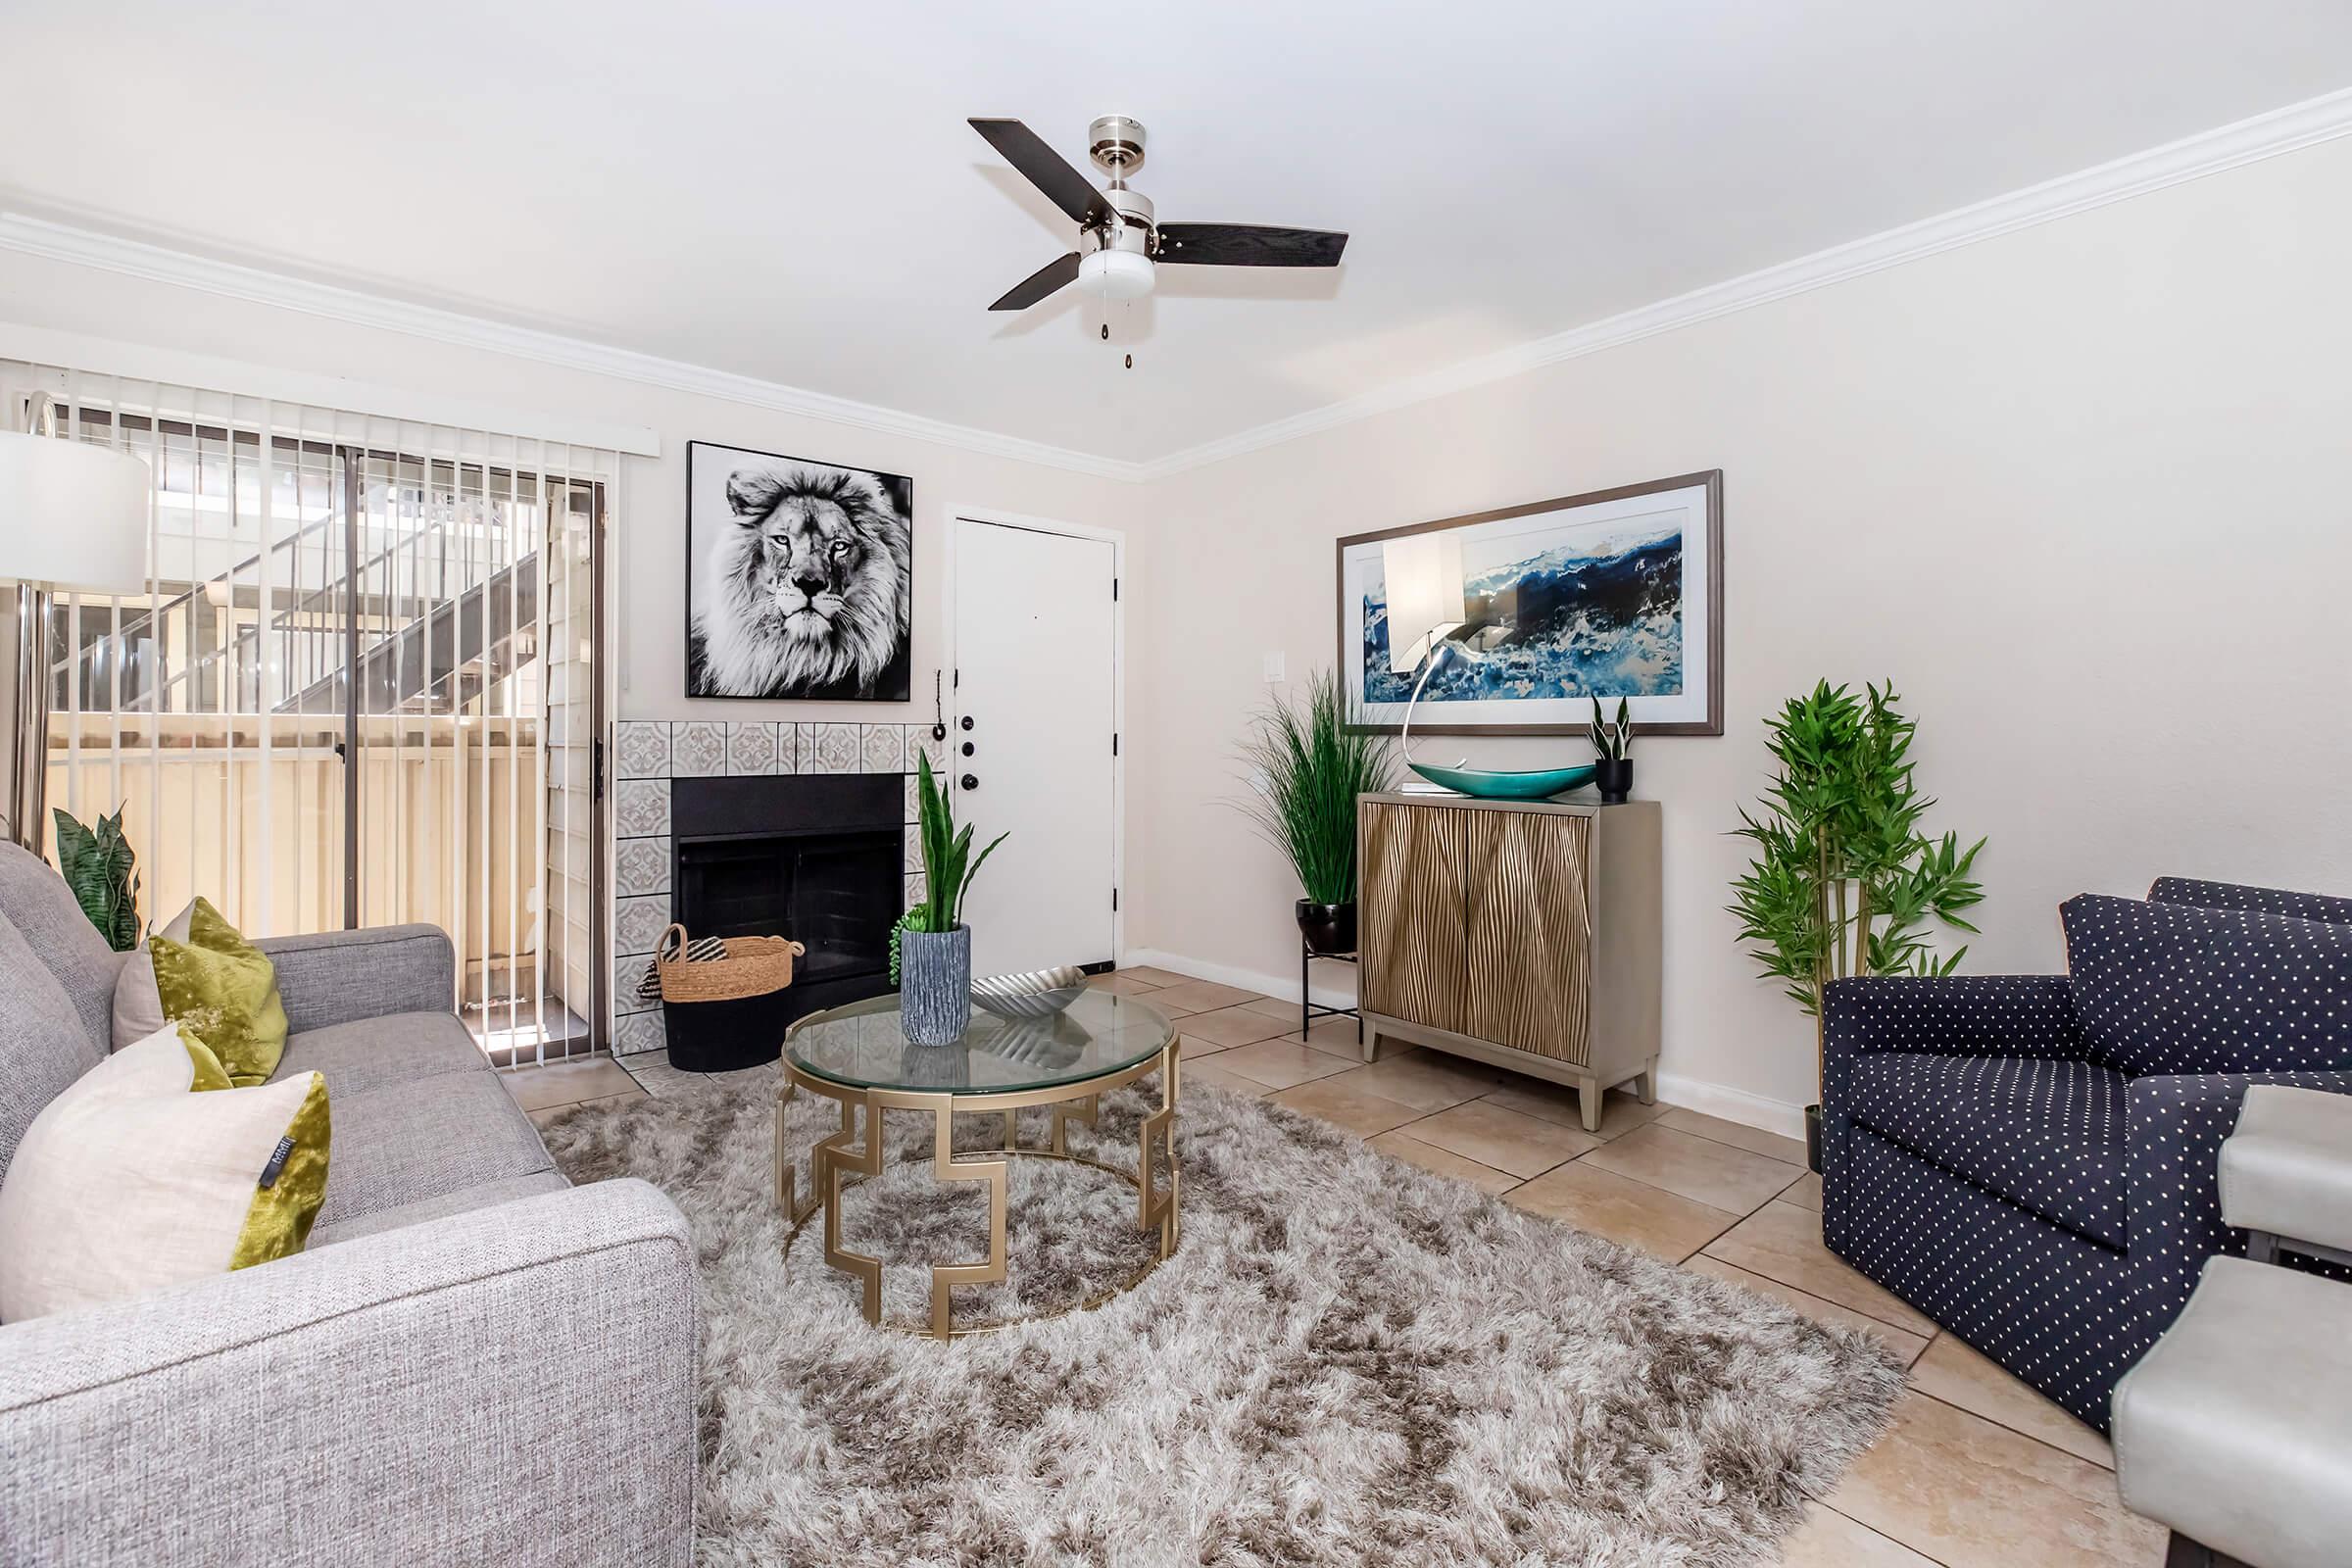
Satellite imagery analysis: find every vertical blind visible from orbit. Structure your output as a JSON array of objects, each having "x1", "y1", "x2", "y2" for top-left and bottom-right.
[{"x1": 2, "y1": 360, "x2": 614, "y2": 1065}]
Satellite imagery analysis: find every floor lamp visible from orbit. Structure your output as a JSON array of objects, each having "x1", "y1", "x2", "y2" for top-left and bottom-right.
[{"x1": 0, "y1": 422, "x2": 152, "y2": 854}]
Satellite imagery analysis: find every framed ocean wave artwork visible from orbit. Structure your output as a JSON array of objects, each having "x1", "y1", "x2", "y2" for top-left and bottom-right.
[{"x1": 1336, "y1": 471, "x2": 1722, "y2": 736}]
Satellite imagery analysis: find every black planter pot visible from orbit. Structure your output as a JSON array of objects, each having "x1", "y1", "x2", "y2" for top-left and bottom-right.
[
  {"x1": 1295, "y1": 899, "x2": 1358, "y2": 956},
  {"x1": 1805, "y1": 1103, "x2": 1823, "y2": 1174},
  {"x1": 1594, "y1": 756, "x2": 1634, "y2": 804}
]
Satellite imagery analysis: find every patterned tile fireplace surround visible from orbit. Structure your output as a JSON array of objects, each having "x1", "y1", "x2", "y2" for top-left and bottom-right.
[{"x1": 609, "y1": 717, "x2": 946, "y2": 1056}]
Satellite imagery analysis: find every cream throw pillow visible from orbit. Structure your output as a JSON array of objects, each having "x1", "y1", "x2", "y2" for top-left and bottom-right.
[
  {"x1": 111, "y1": 900, "x2": 195, "y2": 1050},
  {"x1": 0, "y1": 1022, "x2": 330, "y2": 1322}
]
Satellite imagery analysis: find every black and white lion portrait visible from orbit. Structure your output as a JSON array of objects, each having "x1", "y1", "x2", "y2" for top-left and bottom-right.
[{"x1": 686, "y1": 444, "x2": 913, "y2": 701}]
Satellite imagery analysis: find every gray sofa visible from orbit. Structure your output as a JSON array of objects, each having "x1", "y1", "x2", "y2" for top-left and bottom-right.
[{"x1": 0, "y1": 844, "x2": 697, "y2": 1567}]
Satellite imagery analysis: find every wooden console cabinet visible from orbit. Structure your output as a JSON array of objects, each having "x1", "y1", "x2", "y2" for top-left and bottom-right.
[{"x1": 1357, "y1": 793, "x2": 1660, "y2": 1132}]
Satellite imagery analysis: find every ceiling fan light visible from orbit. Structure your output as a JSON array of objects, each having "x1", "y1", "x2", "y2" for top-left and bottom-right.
[{"x1": 1079, "y1": 248, "x2": 1154, "y2": 301}]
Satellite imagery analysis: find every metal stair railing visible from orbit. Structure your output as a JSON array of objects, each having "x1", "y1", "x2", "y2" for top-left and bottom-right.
[{"x1": 93, "y1": 520, "x2": 533, "y2": 718}]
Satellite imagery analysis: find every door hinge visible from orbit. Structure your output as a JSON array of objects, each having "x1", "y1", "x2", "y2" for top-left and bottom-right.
[
  {"x1": 1112, "y1": 732, "x2": 1120, "y2": 757},
  {"x1": 953, "y1": 666, "x2": 959, "y2": 688},
  {"x1": 593, "y1": 737, "x2": 607, "y2": 802},
  {"x1": 1111, "y1": 887, "x2": 1119, "y2": 911},
  {"x1": 1111, "y1": 576, "x2": 1119, "y2": 601}
]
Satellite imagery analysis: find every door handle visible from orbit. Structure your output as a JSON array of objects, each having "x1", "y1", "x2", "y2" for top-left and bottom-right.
[
  {"x1": 960, "y1": 773, "x2": 979, "y2": 792},
  {"x1": 960, "y1": 741, "x2": 975, "y2": 757}
]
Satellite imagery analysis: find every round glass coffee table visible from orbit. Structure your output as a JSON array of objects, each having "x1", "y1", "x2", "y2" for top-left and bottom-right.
[{"x1": 775, "y1": 989, "x2": 1177, "y2": 1340}]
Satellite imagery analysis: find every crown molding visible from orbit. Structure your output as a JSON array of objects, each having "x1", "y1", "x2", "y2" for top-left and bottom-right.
[
  {"x1": 0, "y1": 318, "x2": 662, "y2": 457},
  {"x1": 0, "y1": 212, "x2": 1142, "y2": 482},
  {"x1": 6, "y1": 84, "x2": 2348, "y2": 485},
  {"x1": 1133, "y1": 85, "x2": 2352, "y2": 479}
]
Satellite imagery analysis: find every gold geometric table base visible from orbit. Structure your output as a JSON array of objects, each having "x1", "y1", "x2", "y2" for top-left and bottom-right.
[{"x1": 776, "y1": 1040, "x2": 1179, "y2": 1340}]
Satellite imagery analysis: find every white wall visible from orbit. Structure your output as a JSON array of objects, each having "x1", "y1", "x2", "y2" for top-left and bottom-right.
[
  {"x1": 0, "y1": 248, "x2": 1141, "y2": 734},
  {"x1": 1133, "y1": 134, "x2": 2352, "y2": 1127},
  {"x1": 10, "y1": 131, "x2": 2350, "y2": 1129}
]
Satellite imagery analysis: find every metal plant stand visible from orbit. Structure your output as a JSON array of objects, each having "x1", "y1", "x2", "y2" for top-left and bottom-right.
[{"x1": 1301, "y1": 945, "x2": 1363, "y2": 1046}]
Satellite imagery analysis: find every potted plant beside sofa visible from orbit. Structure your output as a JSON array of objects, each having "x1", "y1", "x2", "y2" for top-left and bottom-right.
[
  {"x1": 1238, "y1": 667, "x2": 1399, "y2": 958},
  {"x1": 1726, "y1": 680, "x2": 1985, "y2": 1170}
]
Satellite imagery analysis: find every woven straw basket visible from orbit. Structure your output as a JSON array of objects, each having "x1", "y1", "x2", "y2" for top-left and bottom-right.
[{"x1": 654, "y1": 923, "x2": 803, "y2": 1003}]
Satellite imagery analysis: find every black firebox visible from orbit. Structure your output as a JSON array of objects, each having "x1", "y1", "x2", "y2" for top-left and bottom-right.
[{"x1": 671, "y1": 773, "x2": 903, "y2": 1036}]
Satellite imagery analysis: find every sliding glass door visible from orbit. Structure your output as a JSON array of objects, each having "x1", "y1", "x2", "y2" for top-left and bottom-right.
[{"x1": 10, "y1": 367, "x2": 611, "y2": 1064}]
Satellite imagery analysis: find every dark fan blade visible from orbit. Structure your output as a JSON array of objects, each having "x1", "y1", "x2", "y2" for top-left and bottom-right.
[
  {"x1": 1156, "y1": 223, "x2": 1348, "y2": 268},
  {"x1": 968, "y1": 119, "x2": 1106, "y2": 227},
  {"x1": 989, "y1": 252, "x2": 1082, "y2": 312}
]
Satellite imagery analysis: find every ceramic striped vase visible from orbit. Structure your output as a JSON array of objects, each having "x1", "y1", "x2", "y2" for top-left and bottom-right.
[{"x1": 900, "y1": 924, "x2": 972, "y2": 1045}]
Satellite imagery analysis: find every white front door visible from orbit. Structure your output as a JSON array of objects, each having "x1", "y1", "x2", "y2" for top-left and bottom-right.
[{"x1": 950, "y1": 516, "x2": 1117, "y2": 976}]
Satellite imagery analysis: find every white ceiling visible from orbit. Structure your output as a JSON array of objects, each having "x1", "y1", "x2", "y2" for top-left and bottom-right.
[{"x1": 4, "y1": 0, "x2": 2350, "y2": 465}]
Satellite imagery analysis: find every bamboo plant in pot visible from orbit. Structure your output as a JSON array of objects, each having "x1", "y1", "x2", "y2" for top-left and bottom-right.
[
  {"x1": 892, "y1": 752, "x2": 1007, "y2": 1045},
  {"x1": 1238, "y1": 668, "x2": 1399, "y2": 956},
  {"x1": 1727, "y1": 681, "x2": 1986, "y2": 1171}
]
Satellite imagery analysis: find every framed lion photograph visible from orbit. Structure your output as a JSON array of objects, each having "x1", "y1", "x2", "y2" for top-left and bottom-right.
[{"x1": 686, "y1": 441, "x2": 914, "y2": 701}]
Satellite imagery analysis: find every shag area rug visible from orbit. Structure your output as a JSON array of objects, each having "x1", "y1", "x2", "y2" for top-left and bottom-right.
[{"x1": 541, "y1": 1065, "x2": 1901, "y2": 1567}]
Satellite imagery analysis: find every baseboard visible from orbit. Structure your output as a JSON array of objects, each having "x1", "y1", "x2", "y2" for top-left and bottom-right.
[
  {"x1": 1121, "y1": 947, "x2": 1360, "y2": 1012},
  {"x1": 1651, "y1": 1074, "x2": 1810, "y2": 1143},
  {"x1": 1124, "y1": 948, "x2": 1810, "y2": 1143}
]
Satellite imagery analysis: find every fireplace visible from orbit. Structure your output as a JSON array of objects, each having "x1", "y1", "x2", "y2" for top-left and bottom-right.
[{"x1": 671, "y1": 773, "x2": 903, "y2": 1028}]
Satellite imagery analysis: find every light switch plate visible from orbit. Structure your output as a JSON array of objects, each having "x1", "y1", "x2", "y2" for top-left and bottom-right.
[{"x1": 1263, "y1": 651, "x2": 1286, "y2": 683}]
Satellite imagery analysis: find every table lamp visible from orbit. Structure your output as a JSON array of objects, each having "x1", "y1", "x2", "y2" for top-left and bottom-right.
[
  {"x1": 1377, "y1": 532, "x2": 1599, "y2": 802},
  {"x1": 1380, "y1": 532, "x2": 1473, "y2": 764},
  {"x1": 0, "y1": 424, "x2": 152, "y2": 852}
]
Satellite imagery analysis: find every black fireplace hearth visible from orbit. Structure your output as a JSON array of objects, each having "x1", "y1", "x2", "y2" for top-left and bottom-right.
[{"x1": 671, "y1": 774, "x2": 903, "y2": 1046}]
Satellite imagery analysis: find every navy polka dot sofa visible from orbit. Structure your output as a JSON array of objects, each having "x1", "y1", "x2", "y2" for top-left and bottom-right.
[{"x1": 1822, "y1": 876, "x2": 2352, "y2": 1431}]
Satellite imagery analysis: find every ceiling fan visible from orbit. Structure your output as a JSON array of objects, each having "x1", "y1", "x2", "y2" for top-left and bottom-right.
[{"x1": 968, "y1": 115, "x2": 1348, "y2": 312}]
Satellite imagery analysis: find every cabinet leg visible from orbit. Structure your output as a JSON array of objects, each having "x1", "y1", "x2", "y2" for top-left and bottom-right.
[
  {"x1": 1575, "y1": 1077, "x2": 1602, "y2": 1134},
  {"x1": 1634, "y1": 1056, "x2": 1659, "y2": 1106}
]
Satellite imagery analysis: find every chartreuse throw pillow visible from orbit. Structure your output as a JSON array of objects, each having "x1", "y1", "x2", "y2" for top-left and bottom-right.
[
  {"x1": 0, "y1": 1022, "x2": 330, "y2": 1321},
  {"x1": 148, "y1": 898, "x2": 288, "y2": 1086}
]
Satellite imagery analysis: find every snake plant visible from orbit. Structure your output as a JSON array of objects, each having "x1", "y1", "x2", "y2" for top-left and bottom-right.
[
  {"x1": 891, "y1": 751, "x2": 1007, "y2": 980},
  {"x1": 51, "y1": 805, "x2": 141, "y2": 953}
]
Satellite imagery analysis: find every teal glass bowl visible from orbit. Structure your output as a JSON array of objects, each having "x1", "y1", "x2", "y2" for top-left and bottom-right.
[{"x1": 1406, "y1": 761, "x2": 1597, "y2": 801}]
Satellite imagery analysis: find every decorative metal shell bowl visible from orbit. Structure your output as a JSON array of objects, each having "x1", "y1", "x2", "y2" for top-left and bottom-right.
[
  {"x1": 969, "y1": 965, "x2": 1089, "y2": 1019},
  {"x1": 1407, "y1": 760, "x2": 1597, "y2": 801}
]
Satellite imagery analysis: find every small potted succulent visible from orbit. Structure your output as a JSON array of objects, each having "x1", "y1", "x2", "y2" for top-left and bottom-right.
[
  {"x1": 892, "y1": 752, "x2": 1006, "y2": 1045},
  {"x1": 1590, "y1": 697, "x2": 1635, "y2": 804}
]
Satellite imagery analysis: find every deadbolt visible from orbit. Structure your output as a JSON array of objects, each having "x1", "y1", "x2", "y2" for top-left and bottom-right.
[
  {"x1": 959, "y1": 715, "x2": 974, "y2": 731},
  {"x1": 960, "y1": 741, "x2": 974, "y2": 757}
]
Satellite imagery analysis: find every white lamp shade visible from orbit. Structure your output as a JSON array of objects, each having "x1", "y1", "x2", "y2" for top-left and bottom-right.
[
  {"x1": 0, "y1": 430, "x2": 151, "y2": 591},
  {"x1": 1079, "y1": 248, "x2": 1155, "y2": 301},
  {"x1": 1381, "y1": 533, "x2": 1465, "y2": 673}
]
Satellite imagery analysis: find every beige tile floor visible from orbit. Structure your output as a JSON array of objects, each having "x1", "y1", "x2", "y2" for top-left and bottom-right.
[{"x1": 505, "y1": 972, "x2": 2166, "y2": 1567}]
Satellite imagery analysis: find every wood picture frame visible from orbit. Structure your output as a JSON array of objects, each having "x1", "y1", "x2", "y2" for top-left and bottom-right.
[{"x1": 1334, "y1": 470, "x2": 1723, "y2": 736}]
